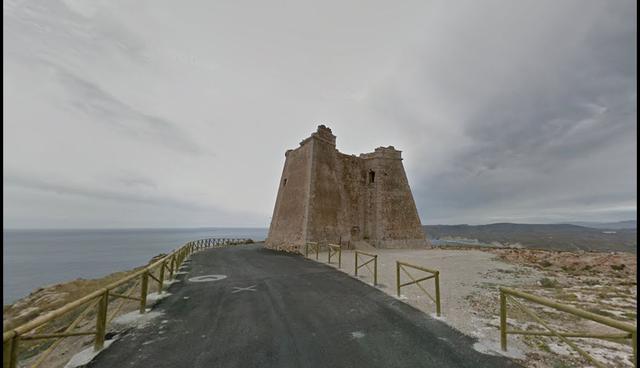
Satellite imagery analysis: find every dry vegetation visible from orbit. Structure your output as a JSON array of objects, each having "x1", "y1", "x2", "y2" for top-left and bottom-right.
[
  {"x1": 467, "y1": 248, "x2": 637, "y2": 368},
  {"x1": 2, "y1": 255, "x2": 169, "y2": 368}
]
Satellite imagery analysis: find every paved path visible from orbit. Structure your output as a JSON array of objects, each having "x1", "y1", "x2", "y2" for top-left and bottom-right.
[{"x1": 88, "y1": 244, "x2": 520, "y2": 368}]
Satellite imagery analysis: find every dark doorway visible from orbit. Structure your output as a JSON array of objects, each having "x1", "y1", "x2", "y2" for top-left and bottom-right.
[{"x1": 351, "y1": 226, "x2": 361, "y2": 241}]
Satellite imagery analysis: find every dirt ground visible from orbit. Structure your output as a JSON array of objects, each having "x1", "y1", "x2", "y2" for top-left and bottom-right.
[{"x1": 313, "y1": 247, "x2": 637, "y2": 368}]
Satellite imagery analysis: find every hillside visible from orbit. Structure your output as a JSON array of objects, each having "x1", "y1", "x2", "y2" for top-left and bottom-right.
[
  {"x1": 424, "y1": 223, "x2": 637, "y2": 253},
  {"x1": 568, "y1": 220, "x2": 637, "y2": 230}
]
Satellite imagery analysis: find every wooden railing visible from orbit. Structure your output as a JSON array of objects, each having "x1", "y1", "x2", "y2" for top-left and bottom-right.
[
  {"x1": 191, "y1": 238, "x2": 251, "y2": 250},
  {"x1": 2, "y1": 238, "x2": 249, "y2": 368},
  {"x1": 500, "y1": 287, "x2": 637, "y2": 368},
  {"x1": 327, "y1": 244, "x2": 342, "y2": 268},
  {"x1": 304, "y1": 242, "x2": 320, "y2": 260},
  {"x1": 354, "y1": 251, "x2": 378, "y2": 286},
  {"x1": 396, "y1": 261, "x2": 441, "y2": 317},
  {"x1": 297, "y1": 245, "x2": 635, "y2": 366}
]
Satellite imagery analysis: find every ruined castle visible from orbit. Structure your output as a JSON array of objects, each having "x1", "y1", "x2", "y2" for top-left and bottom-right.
[{"x1": 266, "y1": 125, "x2": 428, "y2": 252}]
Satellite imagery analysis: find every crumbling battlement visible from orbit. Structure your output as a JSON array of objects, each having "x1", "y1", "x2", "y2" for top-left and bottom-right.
[{"x1": 266, "y1": 125, "x2": 429, "y2": 252}]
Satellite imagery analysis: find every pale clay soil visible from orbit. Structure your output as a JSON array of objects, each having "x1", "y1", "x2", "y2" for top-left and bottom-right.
[{"x1": 313, "y1": 248, "x2": 637, "y2": 368}]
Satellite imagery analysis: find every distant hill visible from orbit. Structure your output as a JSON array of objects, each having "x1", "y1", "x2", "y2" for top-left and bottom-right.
[
  {"x1": 423, "y1": 223, "x2": 636, "y2": 253},
  {"x1": 567, "y1": 220, "x2": 636, "y2": 230}
]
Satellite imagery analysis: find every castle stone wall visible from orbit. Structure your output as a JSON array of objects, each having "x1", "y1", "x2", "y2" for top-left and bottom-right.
[
  {"x1": 266, "y1": 125, "x2": 428, "y2": 252},
  {"x1": 265, "y1": 141, "x2": 313, "y2": 252}
]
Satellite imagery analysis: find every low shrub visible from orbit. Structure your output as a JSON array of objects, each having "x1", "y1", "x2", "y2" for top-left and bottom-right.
[
  {"x1": 539, "y1": 260, "x2": 553, "y2": 268},
  {"x1": 539, "y1": 277, "x2": 560, "y2": 288},
  {"x1": 610, "y1": 264, "x2": 626, "y2": 271}
]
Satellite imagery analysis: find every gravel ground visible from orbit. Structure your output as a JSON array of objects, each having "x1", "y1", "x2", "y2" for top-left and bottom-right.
[
  {"x1": 310, "y1": 247, "x2": 637, "y2": 367},
  {"x1": 313, "y1": 248, "x2": 543, "y2": 356}
]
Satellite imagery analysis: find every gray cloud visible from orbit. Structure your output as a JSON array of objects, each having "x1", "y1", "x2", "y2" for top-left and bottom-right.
[
  {"x1": 363, "y1": 0, "x2": 636, "y2": 224},
  {"x1": 55, "y1": 67, "x2": 206, "y2": 156},
  {"x1": 115, "y1": 171, "x2": 157, "y2": 189},
  {"x1": 5, "y1": 169, "x2": 202, "y2": 210},
  {"x1": 3, "y1": 0, "x2": 636, "y2": 228},
  {"x1": 3, "y1": 169, "x2": 267, "y2": 228},
  {"x1": 5, "y1": 0, "x2": 206, "y2": 156}
]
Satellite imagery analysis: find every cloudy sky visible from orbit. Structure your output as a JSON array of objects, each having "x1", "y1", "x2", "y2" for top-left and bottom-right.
[{"x1": 3, "y1": 0, "x2": 636, "y2": 228}]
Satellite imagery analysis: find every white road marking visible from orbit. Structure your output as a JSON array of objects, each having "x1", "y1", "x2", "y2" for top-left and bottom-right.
[
  {"x1": 231, "y1": 285, "x2": 257, "y2": 293},
  {"x1": 188, "y1": 275, "x2": 227, "y2": 283},
  {"x1": 350, "y1": 331, "x2": 365, "y2": 339}
]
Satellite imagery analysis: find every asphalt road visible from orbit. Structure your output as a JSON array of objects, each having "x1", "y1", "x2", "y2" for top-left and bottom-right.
[{"x1": 88, "y1": 244, "x2": 520, "y2": 368}]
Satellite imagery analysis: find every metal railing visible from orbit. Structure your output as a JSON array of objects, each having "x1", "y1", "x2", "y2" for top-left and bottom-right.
[
  {"x1": 327, "y1": 244, "x2": 342, "y2": 268},
  {"x1": 396, "y1": 262, "x2": 441, "y2": 317},
  {"x1": 499, "y1": 287, "x2": 637, "y2": 368},
  {"x1": 354, "y1": 251, "x2": 377, "y2": 286},
  {"x1": 2, "y1": 238, "x2": 249, "y2": 368},
  {"x1": 305, "y1": 242, "x2": 320, "y2": 260}
]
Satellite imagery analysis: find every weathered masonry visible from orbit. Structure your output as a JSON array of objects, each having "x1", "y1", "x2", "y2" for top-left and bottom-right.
[{"x1": 266, "y1": 125, "x2": 429, "y2": 252}]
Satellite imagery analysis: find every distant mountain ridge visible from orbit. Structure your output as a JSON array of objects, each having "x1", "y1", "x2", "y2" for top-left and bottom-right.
[
  {"x1": 423, "y1": 222, "x2": 636, "y2": 253},
  {"x1": 566, "y1": 220, "x2": 636, "y2": 230}
]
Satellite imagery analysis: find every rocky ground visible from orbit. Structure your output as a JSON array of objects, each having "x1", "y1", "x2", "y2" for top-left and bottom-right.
[
  {"x1": 484, "y1": 248, "x2": 636, "y2": 368},
  {"x1": 2, "y1": 255, "x2": 169, "y2": 368},
  {"x1": 319, "y1": 247, "x2": 637, "y2": 368}
]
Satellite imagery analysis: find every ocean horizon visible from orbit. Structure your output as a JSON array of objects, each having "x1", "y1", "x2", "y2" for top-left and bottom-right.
[{"x1": 3, "y1": 227, "x2": 269, "y2": 304}]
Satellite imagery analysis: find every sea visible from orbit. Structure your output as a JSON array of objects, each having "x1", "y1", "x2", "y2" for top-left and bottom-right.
[{"x1": 2, "y1": 227, "x2": 268, "y2": 305}]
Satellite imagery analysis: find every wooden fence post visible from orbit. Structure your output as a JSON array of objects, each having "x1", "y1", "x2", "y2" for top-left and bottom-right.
[
  {"x1": 3, "y1": 333, "x2": 18, "y2": 368},
  {"x1": 435, "y1": 272, "x2": 441, "y2": 317},
  {"x1": 158, "y1": 262, "x2": 165, "y2": 294},
  {"x1": 140, "y1": 271, "x2": 149, "y2": 314},
  {"x1": 373, "y1": 256, "x2": 378, "y2": 286},
  {"x1": 94, "y1": 290, "x2": 108, "y2": 351},
  {"x1": 355, "y1": 252, "x2": 359, "y2": 276},
  {"x1": 500, "y1": 291, "x2": 507, "y2": 351},
  {"x1": 396, "y1": 262, "x2": 401, "y2": 297}
]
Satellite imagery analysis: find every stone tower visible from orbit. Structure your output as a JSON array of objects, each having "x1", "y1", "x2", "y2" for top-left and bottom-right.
[{"x1": 266, "y1": 125, "x2": 429, "y2": 252}]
